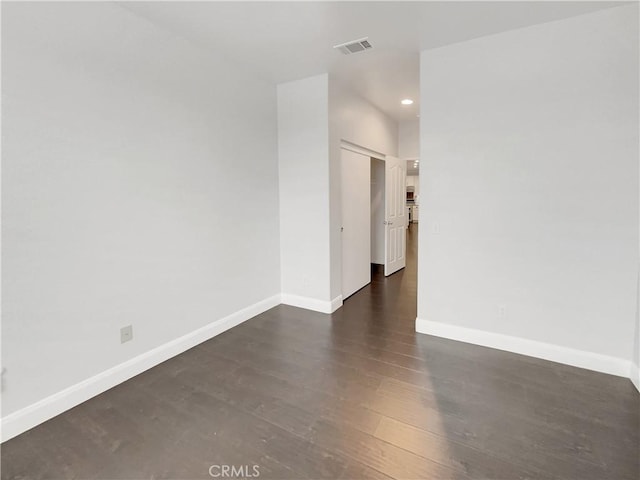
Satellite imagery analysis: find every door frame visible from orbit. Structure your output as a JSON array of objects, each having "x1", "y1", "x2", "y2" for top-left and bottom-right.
[
  {"x1": 340, "y1": 140, "x2": 385, "y2": 161},
  {"x1": 339, "y1": 140, "x2": 399, "y2": 299}
]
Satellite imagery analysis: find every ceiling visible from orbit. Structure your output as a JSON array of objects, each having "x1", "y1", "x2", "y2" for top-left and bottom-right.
[{"x1": 120, "y1": 1, "x2": 621, "y2": 122}]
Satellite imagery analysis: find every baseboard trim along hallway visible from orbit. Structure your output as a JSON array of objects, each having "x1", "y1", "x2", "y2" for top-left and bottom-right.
[
  {"x1": 0, "y1": 294, "x2": 282, "y2": 442},
  {"x1": 281, "y1": 293, "x2": 343, "y2": 314},
  {"x1": 416, "y1": 317, "x2": 633, "y2": 380}
]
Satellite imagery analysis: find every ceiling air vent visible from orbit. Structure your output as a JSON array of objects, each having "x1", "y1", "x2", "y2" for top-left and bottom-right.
[{"x1": 333, "y1": 37, "x2": 372, "y2": 55}]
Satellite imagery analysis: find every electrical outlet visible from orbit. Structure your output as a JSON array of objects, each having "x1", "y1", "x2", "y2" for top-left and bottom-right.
[
  {"x1": 120, "y1": 325, "x2": 133, "y2": 344},
  {"x1": 497, "y1": 304, "x2": 507, "y2": 320}
]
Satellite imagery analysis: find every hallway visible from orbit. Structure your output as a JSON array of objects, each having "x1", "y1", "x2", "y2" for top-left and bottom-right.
[{"x1": 2, "y1": 226, "x2": 638, "y2": 479}]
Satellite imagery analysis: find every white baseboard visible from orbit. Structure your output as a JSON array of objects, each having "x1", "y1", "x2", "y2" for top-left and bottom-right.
[
  {"x1": 1, "y1": 294, "x2": 281, "y2": 443},
  {"x1": 281, "y1": 293, "x2": 342, "y2": 314},
  {"x1": 630, "y1": 362, "x2": 640, "y2": 393},
  {"x1": 416, "y1": 317, "x2": 631, "y2": 378},
  {"x1": 330, "y1": 295, "x2": 343, "y2": 313}
]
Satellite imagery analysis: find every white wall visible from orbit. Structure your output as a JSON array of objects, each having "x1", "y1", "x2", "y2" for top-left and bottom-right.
[
  {"x1": 399, "y1": 119, "x2": 420, "y2": 160},
  {"x1": 633, "y1": 267, "x2": 640, "y2": 390},
  {"x1": 417, "y1": 5, "x2": 639, "y2": 376},
  {"x1": 2, "y1": 2, "x2": 280, "y2": 431},
  {"x1": 329, "y1": 79, "x2": 398, "y2": 301},
  {"x1": 278, "y1": 74, "x2": 332, "y2": 311}
]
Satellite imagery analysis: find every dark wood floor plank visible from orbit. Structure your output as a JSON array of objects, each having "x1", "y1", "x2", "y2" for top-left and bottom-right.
[
  {"x1": 182, "y1": 338, "x2": 563, "y2": 480},
  {"x1": 244, "y1": 304, "x2": 639, "y2": 428},
  {"x1": 374, "y1": 416, "x2": 549, "y2": 480},
  {"x1": 307, "y1": 419, "x2": 467, "y2": 480},
  {"x1": 234, "y1": 313, "x2": 640, "y2": 453},
  {"x1": 339, "y1": 461, "x2": 395, "y2": 480},
  {"x1": 247, "y1": 304, "x2": 640, "y2": 425}
]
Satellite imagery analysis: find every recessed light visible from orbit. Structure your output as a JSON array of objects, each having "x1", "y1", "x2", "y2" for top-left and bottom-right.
[{"x1": 401, "y1": 99, "x2": 413, "y2": 105}]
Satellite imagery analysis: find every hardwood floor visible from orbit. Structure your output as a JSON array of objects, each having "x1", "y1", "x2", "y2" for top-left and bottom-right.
[{"x1": 2, "y1": 225, "x2": 639, "y2": 479}]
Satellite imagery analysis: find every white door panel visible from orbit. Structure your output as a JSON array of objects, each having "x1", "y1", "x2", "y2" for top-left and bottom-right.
[
  {"x1": 384, "y1": 155, "x2": 406, "y2": 276},
  {"x1": 341, "y1": 149, "x2": 371, "y2": 299}
]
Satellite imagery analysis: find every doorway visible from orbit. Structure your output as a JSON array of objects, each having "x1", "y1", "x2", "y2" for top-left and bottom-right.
[{"x1": 340, "y1": 146, "x2": 407, "y2": 300}]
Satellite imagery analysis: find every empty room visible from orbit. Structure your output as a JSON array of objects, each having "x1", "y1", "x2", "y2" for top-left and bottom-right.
[{"x1": 1, "y1": 1, "x2": 639, "y2": 479}]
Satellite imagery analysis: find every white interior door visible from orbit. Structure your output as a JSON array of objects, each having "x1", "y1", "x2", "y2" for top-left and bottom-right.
[
  {"x1": 341, "y1": 148, "x2": 371, "y2": 299},
  {"x1": 384, "y1": 155, "x2": 406, "y2": 276}
]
